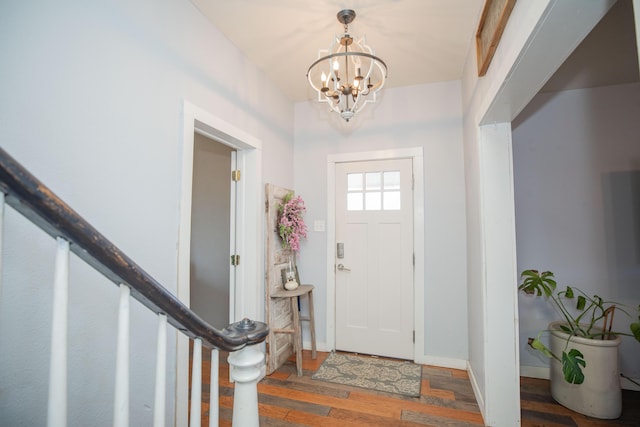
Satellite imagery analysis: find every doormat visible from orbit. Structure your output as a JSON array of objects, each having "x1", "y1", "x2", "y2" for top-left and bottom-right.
[{"x1": 312, "y1": 352, "x2": 422, "y2": 397}]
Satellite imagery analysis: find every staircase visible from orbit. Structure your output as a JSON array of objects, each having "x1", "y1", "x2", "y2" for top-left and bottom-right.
[{"x1": 0, "y1": 147, "x2": 268, "y2": 426}]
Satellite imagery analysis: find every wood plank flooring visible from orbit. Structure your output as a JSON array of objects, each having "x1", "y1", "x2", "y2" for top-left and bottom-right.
[{"x1": 190, "y1": 347, "x2": 640, "y2": 426}]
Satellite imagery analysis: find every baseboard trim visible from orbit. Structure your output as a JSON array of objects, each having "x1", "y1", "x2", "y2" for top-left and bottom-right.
[
  {"x1": 303, "y1": 340, "x2": 329, "y2": 353},
  {"x1": 520, "y1": 365, "x2": 550, "y2": 380},
  {"x1": 467, "y1": 362, "x2": 487, "y2": 423},
  {"x1": 415, "y1": 355, "x2": 467, "y2": 370},
  {"x1": 621, "y1": 376, "x2": 640, "y2": 391},
  {"x1": 303, "y1": 342, "x2": 467, "y2": 370}
]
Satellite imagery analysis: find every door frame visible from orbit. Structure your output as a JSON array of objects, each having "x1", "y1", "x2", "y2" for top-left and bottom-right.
[
  {"x1": 326, "y1": 147, "x2": 425, "y2": 362},
  {"x1": 175, "y1": 100, "x2": 263, "y2": 423}
]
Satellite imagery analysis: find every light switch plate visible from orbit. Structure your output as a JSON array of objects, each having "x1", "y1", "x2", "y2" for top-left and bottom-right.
[{"x1": 314, "y1": 220, "x2": 325, "y2": 232}]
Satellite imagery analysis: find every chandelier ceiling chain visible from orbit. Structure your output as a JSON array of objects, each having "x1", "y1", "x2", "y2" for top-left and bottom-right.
[{"x1": 306, "y1": 9, "x2": 388, "y2": 122}]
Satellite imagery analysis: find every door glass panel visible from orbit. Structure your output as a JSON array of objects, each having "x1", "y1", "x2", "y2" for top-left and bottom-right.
[
  {"x1": 348, "y1": 173, "x2": 363, "y2": 191},
  {"x1": 365, "y1": 172, "x2": 381, "y2": 191},
  {"x1": 365, "y1": 192, "x2": 381, "y2": 210},
  {"x1": 383, "y1": 171, "x2": 400, "y2": 190},
  {"x1": 348, "y1": 170, "x2": 403, "y2": 211}
]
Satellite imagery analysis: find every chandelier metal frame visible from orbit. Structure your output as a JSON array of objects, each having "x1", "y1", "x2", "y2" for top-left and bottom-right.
[{"x1": 306, "y1": 9, "x2": 388, "y2": 122}]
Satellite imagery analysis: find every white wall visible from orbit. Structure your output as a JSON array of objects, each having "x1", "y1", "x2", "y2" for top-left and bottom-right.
[
  {"x1": 0, "y1": 0, "x2": 293, "y2": 425},
  {"x1": 513, "y1": 82, "x2": 640, "y2": 384},
  {"x1": 294, "y1": 81, "x2": 469, "y2": 364}
]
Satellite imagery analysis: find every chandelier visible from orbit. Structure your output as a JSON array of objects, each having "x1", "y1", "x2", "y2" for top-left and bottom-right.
[{"x1": 306, "y1": 9, "x2": 388, "y2": 122}]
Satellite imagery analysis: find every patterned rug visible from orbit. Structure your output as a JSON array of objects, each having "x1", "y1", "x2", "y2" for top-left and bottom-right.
[{"x1": 312, "y1": 352, "x2": 422, "y2": 397}]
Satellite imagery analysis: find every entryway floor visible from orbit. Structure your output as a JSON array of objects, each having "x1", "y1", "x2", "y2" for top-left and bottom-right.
[{"x1": 191, "y1": 348, "x2": 640, "y2": 426}]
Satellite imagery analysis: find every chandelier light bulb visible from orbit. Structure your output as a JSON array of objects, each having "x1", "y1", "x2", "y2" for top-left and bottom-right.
[{"x1": 306, "y1": 9, "x2": 387, "y2": 123}]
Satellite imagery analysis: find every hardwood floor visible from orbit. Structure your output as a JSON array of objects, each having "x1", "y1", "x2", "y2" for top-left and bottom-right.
[{"x1": 190, "y1": 348, "x2": 640, "y2": 426}]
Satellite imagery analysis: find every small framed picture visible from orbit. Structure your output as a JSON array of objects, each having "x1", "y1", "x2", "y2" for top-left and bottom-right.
[{"x1": 281, "y1": 266, "x2": 300, "y2": 286}]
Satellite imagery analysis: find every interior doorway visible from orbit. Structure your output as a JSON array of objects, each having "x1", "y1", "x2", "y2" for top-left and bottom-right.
[
  {"x1": 176, "y1": 101, "x2": 263, "y2": 423},
  {"x1": 190, "y1": 134, "x2": 235, "y2": 329}
]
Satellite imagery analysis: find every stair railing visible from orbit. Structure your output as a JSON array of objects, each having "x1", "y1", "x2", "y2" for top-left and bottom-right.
[{"x1": 0, "y1": 147, "x2": 268, "y2": 427}]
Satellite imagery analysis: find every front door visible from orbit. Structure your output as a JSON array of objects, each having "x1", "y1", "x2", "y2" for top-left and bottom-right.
[{"x1": 335, "y1": 158, "x2": 414, "y2": 360}]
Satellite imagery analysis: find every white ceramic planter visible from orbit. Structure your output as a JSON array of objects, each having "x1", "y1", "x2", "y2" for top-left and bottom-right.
[{"x1": 548, "y1": 321, "x2": 622, "y2": 419}]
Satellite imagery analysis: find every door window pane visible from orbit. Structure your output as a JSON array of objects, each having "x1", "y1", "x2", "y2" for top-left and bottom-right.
[
  {"x1": 348, "y1": 173, "x2": 363, "y2": 191},
  {"x1": 383, "y1": 171, "x2": 400, "y2": 190},
  {"x1": 365, "y1": 172, "x2": 381, "y2": 191}
]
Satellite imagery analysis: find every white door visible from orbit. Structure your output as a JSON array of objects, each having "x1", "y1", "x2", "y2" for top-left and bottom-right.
[{"x1": 335, "y1": 158, "x2": 414, "y2": 360}]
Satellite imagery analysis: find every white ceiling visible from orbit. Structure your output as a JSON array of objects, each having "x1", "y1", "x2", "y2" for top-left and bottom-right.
[
  {"x1": 191, "y1": 0, "x2": 484, "y2": 102},
  {"x1": 190, "y1": 0, "x2": 639, "y2": 104}
]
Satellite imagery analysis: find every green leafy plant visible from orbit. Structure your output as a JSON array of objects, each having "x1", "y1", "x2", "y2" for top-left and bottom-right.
[{"x1": 519, "y1": 269, "x2": 640, "y2": 385}]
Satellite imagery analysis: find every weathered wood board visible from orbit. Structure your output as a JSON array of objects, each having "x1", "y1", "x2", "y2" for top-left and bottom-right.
[{"x1": 265, "y1": 183, "x2": 296, "y2": 374}]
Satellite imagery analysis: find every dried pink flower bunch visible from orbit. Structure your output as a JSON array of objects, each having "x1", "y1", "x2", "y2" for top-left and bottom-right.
[{"x1": 278, "y1": 193, "x2": 307, "y2": 252}]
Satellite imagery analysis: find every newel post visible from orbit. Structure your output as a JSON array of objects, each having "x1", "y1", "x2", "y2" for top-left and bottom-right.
[{"x1": 226, "y1": 319, "x2": 267, "y2": 427}]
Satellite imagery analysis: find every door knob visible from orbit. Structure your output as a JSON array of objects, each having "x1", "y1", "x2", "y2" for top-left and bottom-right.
[{"x1": 337, "y1": 264, "x2": 351, "y2": 272}]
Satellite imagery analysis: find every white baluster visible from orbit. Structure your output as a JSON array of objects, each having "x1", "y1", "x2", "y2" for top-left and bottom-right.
[
  {"x1": 209, "y1": 348, "x2": 219, "y2": 427},
  {"x1": 228, "y1": 345, "x2": 264, "y2": 427},
  {"x1": 153, "y1": 314, "x2": 167, "y2": 427},
  {"x1": 113, "y1": 284, "x2": 130, "y2": 427},
  {"x1": 47, "y1": 237, "x2": 70, "y2": 427},
  {"x1": 190, "y1": 338, "x2": 202, "y2": 427}
]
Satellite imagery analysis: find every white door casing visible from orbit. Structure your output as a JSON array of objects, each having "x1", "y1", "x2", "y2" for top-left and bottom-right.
[
  {"x1": 176, "y1": 101, "x2": 262, "y2": 424},
  {"x1": 335, "y1": 158, "x2": 414, "y2": 359},
  {"x1": 327, "y1": 148, "x2": 425, "y2": 363}
]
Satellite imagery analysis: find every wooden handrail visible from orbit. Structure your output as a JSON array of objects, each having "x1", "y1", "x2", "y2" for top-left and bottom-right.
[{"x1": 0, "y1": 147, "x2": 268, "y2": 351}]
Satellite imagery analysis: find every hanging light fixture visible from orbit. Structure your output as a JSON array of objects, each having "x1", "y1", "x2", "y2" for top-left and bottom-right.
[{"x1": 306, "y1": 9, "x2": 388, "y2": 122}]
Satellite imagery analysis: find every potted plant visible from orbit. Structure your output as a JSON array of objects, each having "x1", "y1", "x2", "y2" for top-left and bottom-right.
[{"x1": 518, "y1": 269, "x2": 640, "y2": 419}]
